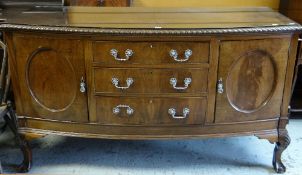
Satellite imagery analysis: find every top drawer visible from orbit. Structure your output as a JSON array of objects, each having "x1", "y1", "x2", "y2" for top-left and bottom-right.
[{"x1": 92, "y1": 42, "x2": 209, "y2": 64}]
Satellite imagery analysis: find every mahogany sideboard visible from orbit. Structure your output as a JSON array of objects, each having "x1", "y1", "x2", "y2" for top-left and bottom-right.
[{"x1": 0, "y1": 7, "x2": 301, "y2": 173}]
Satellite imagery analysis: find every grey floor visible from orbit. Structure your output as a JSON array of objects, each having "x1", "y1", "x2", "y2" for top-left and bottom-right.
[{"x1": 0, "y1": 120, "x2": 301, "y2": 175}]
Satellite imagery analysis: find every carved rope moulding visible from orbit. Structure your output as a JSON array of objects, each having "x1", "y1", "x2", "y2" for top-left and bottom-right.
[{"x1": 0, "y1": 24, "x2": 302, "y2": 35}]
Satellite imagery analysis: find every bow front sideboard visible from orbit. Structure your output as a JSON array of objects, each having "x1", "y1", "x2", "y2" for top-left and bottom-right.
[{"x1": 0, "y1": 7, "x2": 301, "y2": 173}]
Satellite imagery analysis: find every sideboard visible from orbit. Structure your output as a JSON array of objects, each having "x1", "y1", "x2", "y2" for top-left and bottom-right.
[{"x1": 0, "y1": 7, "x2": 301, "y2": 173}]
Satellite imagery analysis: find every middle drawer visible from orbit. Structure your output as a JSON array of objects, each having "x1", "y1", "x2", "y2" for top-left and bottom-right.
[{"x1": 93, "y1": 68, "x2": 208, "y2": 94}]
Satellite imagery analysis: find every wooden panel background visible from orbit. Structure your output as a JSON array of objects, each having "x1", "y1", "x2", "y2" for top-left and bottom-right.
[
  {"x1": 65, "y1": 0, "x2": 280, "y2": 9},
  {"x1": 132, "y1": 0, "x2": 280, "y2": 10}
]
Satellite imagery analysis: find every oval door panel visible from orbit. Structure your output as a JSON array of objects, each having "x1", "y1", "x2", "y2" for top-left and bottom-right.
[
  {"x1": 26, "y1": 48, "x2": 77, "y2": 112},
  {"x1": 226, "y1": 50, "x2": 276, "y2": 113}
]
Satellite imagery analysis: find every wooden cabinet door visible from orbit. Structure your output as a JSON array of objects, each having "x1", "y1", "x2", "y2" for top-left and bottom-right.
[
  {"x1": 215, "y1": 37, "x2": 291, "y2": 123},
  {"x1": 11, "y1": 34, "x2": 88, "y2": 122}
]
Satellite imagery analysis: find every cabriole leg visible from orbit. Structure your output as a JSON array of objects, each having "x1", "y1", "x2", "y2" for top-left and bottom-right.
[{"x1": 273, "y1": 130, "x2": 290, "y2": 174}]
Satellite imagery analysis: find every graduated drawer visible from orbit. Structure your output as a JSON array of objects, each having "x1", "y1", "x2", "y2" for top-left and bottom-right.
[
  {"x1": 95, "y1": 97, "x2": 207, "y2": 125},
  {"x1": 92, "y1": 41, "x2": 209, "y2": 64},
  {"x1": 94, "y1": 68, "x2": 208, "y2": 94}
]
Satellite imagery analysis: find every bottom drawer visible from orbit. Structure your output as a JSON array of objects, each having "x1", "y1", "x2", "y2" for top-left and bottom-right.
[{"x1": 95, "y1": 97, "x2": 207, "y2": 125}]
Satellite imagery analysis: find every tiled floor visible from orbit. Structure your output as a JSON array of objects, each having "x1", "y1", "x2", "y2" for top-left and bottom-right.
[{"x1": 0, "y1": 119, "x2": 301, "y2": 175}]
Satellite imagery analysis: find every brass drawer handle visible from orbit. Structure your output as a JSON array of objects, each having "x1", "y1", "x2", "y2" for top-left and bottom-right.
[
  {"x1": 170, "y1": 77, "x2": 192, "y2": 90},
  {"x1": 112, "y1": 77, "x2": 134, "y2": 89},
  {"x1": 110, "y1": 49, "x2": 134, "y2": 61},
  {"x1": 168, "y1": 108, "x2": 190, "y2": 119},
  {"x1": 113, "y1": 105, "x2": 134, "y2": 115},
  {"x1": 79, "y1": 76, "x2": 86, "y2": 93},
  {"x1": 169, "y1": 49, "x2": 192, "y2": 62}
]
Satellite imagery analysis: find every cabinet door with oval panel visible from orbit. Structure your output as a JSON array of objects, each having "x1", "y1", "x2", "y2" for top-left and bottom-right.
[
  {"x1": 11, "y1": 34, "x2": 88, "y2": 122},
  {"x1": 215, "y1": 37, "x2": 291, "y2": 123}
]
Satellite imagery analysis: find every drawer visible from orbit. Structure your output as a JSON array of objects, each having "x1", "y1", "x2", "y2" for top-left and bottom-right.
[
  {"x1": 95, "y1": 97, "x2": 207, "y2": 125},
  {"x1": 94, "y1": 68, "x2": 208, "y2": 94},
  {"x1": 92, "y1": 41, "x2": 209, "y2": 64}
]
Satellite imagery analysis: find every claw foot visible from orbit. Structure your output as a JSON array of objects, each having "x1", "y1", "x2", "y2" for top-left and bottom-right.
[{"x1": 272, "y1": 130, "x2": 290, "y2": 174}]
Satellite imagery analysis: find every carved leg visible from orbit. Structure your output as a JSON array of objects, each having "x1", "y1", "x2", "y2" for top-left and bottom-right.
[
  {"x1": 15, "y1": 135, "x2": 32, "y2": 173},
  {"x1": 273, "y1": 130, "x2": 291, "y2": 174},
  {"x1": 3, "y1": 102, "x2": 32, "y2": 173}
]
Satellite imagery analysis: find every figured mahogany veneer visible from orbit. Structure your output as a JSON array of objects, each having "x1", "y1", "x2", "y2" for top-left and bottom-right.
[
  {"x1": 216, "y1": 38, "x2": 291, "y2": 123},
  {"x1": 12, "y1": 36, "x2": 88, "y2": 122},
  {"x1": 0, "y1": 7, "x2": 301, "y2": 173}
]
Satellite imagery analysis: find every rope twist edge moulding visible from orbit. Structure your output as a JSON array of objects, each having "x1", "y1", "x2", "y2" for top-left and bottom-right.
[{"x1": 0, "y1": 24, "x2": 302, "y2": 35}]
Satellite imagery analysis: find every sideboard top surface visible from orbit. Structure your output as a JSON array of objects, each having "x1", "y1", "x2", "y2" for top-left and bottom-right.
[{"x1": 0, "y1": 7, "x2": 301, "y2": 34}]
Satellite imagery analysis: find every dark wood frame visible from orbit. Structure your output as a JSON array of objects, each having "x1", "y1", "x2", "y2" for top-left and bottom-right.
[
  {"x1": 279, "y1": 0, "x2": 302, "y2": 24},
  {"x1": 64, "y1": 0, "x2": 132, "y2": 6},
  {"x1": 279, "y1": 0, "x2": 302, "y2": 114}
]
